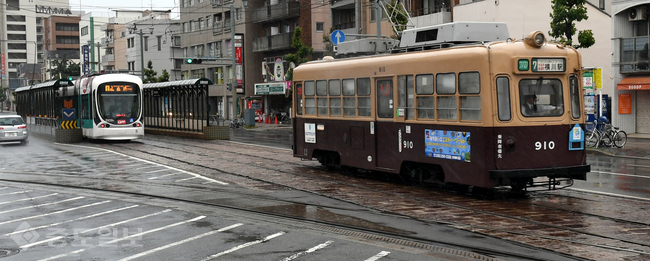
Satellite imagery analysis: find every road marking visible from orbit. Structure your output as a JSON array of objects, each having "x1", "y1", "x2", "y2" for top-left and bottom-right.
[
  {"x1": 590, "y1": 170, "x2": 650, "y2": 179},
  {"x1": 0, "y1": 200, "x2": 111, "y2": 226},
  {"x1": 8, "y1": 205, "x2": 139, "y2": 237},
  {"x1": 0, "y1": 193, "x2": 58, "y2": 205},
  {"x1": 201, "y1": 232, "x2": 285, "y2": 261},
  {"x1": 148, "y1": 173, "x2": 177, "y2": 180},
  {"x1": 364, "y1": 251, "x2": 391, "y2": 261},
  {"x1": 58, "y1": 143, "x2": 229, "y2": 185},
  {"x1": 0, "y1": 187, "x2": 8, "y2": 190},
  {"x1": 175, "y1": 176, "x2": 198, "y2": 182},
  {"x1": 0, "y1": 190, "x2": 33, "y2": 197},
  {"x1": 38, "y1": 216, "x2": 206, "y2": 261},
  {"x1": 117, "y1": 223, "x2": 244, "y2": 261},
  {"x1": 0, "y1": 196, "x2": 85, "y2": 214},
  {"x1": 281, "y1": 240, "x2": 333, "y2": 261},
  {"x1": 20, "y1": 209, "x2": 171, "y2": 249},
  {"x1": 144, "y1": 169, "x2": 168, "y2": 174},
  {"x1": 568, "y1": 187, "x2": 650, "y2": 202}
]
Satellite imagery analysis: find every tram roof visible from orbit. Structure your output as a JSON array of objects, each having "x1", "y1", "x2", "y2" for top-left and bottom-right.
[
  {"x1": 14, "y1": 79, "x2": 74, "y2": 92},
  {"x1": 142, "y1": 78, "x2": 213, "y2": 89}
]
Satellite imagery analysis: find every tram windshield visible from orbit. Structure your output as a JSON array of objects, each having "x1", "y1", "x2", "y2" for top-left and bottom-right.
[
  {"x1": 519, "y1": 78, "x2": 563, "y2": 117},
  {"x1": 97, "y1": 83, "x2": 141, "y2": 124}
]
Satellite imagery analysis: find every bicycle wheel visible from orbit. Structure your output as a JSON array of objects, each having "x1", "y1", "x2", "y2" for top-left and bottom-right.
[
  {"x1": 585, "y1": 130, "x2": 599, "y2": 148},
  {"x1": 601, "y1": 132, "x2": 613, "y2": 147},
  {"x1": 613, "y1": 130, "x2": 627, "y2": 148}
]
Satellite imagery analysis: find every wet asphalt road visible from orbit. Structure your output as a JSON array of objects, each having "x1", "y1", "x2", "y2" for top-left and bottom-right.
[{"x1": 0, "y1": 136, "x2": 577, "y2": 261}]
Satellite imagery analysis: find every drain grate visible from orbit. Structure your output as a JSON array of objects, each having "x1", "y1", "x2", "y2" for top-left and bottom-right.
[{"x1": 0, "y1": 248, "x2": 20, "y2": 258}]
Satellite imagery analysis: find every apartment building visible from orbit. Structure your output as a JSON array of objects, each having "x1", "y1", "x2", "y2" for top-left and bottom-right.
[{"x1": 42, "y1": 15, "x2": 81, "y2": 81}]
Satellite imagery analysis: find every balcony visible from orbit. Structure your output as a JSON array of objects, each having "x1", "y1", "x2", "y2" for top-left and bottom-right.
[
  {"x1": 410, "y1": 4, "x2": 452, "y2": 27},
  {"x1": 251, "y1": 1, "x2": 300, "y2": 23},
  {"x1": 333, "y1": 21, "x2": 355, "y2": 30},
  {"x1": 102, "y1": 54, "x2": 115, "y2": 63},
  {"x1": 252, "y1": 32, "x2": 292, "y2": 52},
  {"x1": 620, "y1": 37, "x2": 650, "y2": 73}
]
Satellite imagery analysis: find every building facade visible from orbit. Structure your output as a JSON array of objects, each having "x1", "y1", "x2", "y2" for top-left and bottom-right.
[{"x1": 42, "y1": 15, "x2": 81, "y2": 81}]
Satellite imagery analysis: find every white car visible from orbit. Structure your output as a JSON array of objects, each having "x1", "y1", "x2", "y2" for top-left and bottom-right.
[{"x1": 0, "y1": 115, "x2": 28, "y2": 145}]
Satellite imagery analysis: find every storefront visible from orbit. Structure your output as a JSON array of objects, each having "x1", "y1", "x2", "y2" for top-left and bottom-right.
[{"x1": 616, "y1": 76, "x2": 650, "y2": 133}]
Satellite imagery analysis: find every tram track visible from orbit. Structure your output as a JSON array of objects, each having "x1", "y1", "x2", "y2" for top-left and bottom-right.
[
  {"x1": 0, "y1": 172, "x2": 564, "y2": 261},
  {"x1": 91, "y1": 136, "x2": 650, "y2": 260}
]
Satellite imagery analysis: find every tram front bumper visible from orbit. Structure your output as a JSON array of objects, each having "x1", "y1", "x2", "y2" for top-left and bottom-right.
[{"x1": 489, "y1": 165, "x2": 590, "y2": 180}]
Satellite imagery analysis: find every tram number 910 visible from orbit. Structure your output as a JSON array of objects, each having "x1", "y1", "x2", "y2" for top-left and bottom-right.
[{"x1": 535, "y1": 141, "x2": 555, "y2": 150}]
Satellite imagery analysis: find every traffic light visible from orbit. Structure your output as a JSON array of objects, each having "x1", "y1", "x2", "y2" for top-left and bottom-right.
[
  {"x1": 186, "y1": 58, "x2": 203, "y2": 64},
  {"x1": 226, "y1": 83, "x2": 232, "y2": 91},
  {"x1": 67, "y1": 76, "x2": 73, "y2": 81}
]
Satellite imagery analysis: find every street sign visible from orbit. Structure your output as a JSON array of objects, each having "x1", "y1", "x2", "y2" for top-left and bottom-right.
[
  {"x1": 82, "y1": 45, "x2": 90, "y2": 75},
  {"x1": 331, "y1": 30, "x2": 346, "y2": 45},
  {"x1": 62, "y1": 109, "x2": 75, "y2": 121}
]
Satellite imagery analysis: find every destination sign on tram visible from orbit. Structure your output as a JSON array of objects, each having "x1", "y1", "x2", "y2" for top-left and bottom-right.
[
  {"x1": 104, "y1": 85, "x2": 133, "y2": 92},
  {"x1": 531, "y1": 58, "x2": 565, "y2": 72}
]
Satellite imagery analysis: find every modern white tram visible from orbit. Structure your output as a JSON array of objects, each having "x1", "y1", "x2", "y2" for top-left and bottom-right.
[{"x1": 69, "y1": 73, "x2": 144, "y2": 140}]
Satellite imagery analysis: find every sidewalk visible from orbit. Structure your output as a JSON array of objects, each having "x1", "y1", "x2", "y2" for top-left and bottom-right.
[{"x1": 587, "y1": 133, "x2": 650, "y2": 159}]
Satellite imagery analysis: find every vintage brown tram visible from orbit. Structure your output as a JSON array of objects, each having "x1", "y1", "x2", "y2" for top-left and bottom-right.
[{"x1": 291, "y1": 23, "x2": 590, "y2": 191}]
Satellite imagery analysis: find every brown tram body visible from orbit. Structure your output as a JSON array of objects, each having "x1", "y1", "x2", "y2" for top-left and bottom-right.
[{"x1": 291, "y1": 32, "x2": 590, "y2": 190}]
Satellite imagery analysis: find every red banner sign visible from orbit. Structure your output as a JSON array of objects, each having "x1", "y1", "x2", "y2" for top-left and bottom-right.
[
  {"x1": 235, "y1": 47, "x2": 242, "y2": 64},
  {"x1": 1, "y1": 53, "x2": 5, "y2": 79}
]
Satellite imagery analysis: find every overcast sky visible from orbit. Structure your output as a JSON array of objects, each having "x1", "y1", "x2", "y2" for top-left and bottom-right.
[{"x1": 69, "y1": 0, "x2": 179, "y2": 18}]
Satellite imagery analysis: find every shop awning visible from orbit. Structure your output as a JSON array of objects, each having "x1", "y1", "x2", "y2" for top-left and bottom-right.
[{"x1": 617, "y1": 76, "x2": 650, "y2": 90}]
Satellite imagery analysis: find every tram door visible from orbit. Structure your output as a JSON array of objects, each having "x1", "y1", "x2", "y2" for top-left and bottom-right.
[{"x1": 375, "y1": 78, "x2": 398, "y2": 170}]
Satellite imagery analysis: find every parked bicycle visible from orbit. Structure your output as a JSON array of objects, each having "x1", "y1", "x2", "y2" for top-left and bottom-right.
[
  {"x1": 229, "y1": 117, "x2": 245, "y2": 128},
  {"x1": 585, "y1": 120, "x2": 627, "y2": 148}
]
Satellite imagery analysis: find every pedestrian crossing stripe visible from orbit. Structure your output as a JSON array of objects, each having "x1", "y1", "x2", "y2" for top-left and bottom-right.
[{"x1": 61, "y1": 120, "x2": 77, "y2": 129}]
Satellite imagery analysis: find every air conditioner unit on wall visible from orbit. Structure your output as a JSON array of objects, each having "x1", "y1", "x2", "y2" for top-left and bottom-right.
[{"x1": 630, "y1": 6, "x2": 648, "y2": 21}]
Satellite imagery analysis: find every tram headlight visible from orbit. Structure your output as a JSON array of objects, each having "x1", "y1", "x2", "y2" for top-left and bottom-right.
[{"x1": 524, "y1": 31, "x2": 545, "y2": 48}]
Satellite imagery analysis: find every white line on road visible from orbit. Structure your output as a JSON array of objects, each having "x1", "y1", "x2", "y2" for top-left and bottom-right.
[
  {"x1": 281, "y1": 240, "x2": 334, "y2": 261},
  {"x1": 364, "y1": 251, "x2": 391, "y2": 261},
  {"x1": 568, "y1": 187, "x2": 650, "y2": 202},
  {"x1": 38, "y1": 216, "x2": 206, "y2": 261},
  {"x1": 0, "y1": 196, "x2": 85, "y2": 214},
  {"x1": 0, "y1": 193, "x2": 58, "y2": 206},
  {"x1": 0, "y1": 200, "x2": 111, "y2": 226},
  {"x1": 144, "y1": 169, "x2": 169, "y2": 174},
  {"x1": 225, "y1": 140, "x2": 292, "y2": 151},
  {"x1": 174, "y1": 176, "x2": 198, "y2": 182},
  {"x1": 148, "y1": 173, "x2": 177, "y2": 180},
  {"x1": 58, "y1": 143, "x2": 229, "y2": 185},
  {"x1": 117, "y1": 223, "x2": 244, "y2": 261},
  {"x1": 201, "y1": 232, "x2": 286, "y2": 261},
  {"x1": 8, "y1": 205, "x2": 139, "y2": 236},
  {"x1": 0, "y1": 190, "x2": 33, "y2": 197},
  {"x1": 20, "y1": 209, "x2": 171, "y2": 249},
  {"x1": 0, "y1": 187, "x2": 8, "y2": 190},
  {"x1": 590, "y1": 170, "x2": 650, "y2": 179}
]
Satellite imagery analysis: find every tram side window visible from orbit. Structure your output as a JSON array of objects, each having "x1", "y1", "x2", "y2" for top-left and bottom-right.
[
  {"x1": 437, "y1": 73, "x2": 457, "y2": 120},
  {"x1": 459, "y1": 72, "x2": 480, "y2": 121},
  {"x1": 295, "y1": 83, "x2": 303, "y2": 115},
  {"x1": 342, "y1": 79, "x2": 356, "y2": 116},
  {"x1": 496, "y1": 77, "x2": 511, "y2": 121},
  {"x1": 398, "y1": 75, "x2": 415, "y2": 119},
  {"x1": 316, "y1": 80, "x2": 328, "y2": 116},
  {"x1": 416, "y1": 74, "x2": 434, "y2": 119},
  {"x1": 329, "y1": 79, "x2": 342, "y2": 116},
  {"x1": 357, "y1": 78, "x2": 371, "y2": 116},
  {"x1": 569, "y1": 75, "x2": 580, "y2": 119},
  {"x1": 304, "y1": 81, "x2": 316, "y2": 115}
]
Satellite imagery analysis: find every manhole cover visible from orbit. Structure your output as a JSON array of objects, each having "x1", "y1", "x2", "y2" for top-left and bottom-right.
[{"x1": 0, "y1": 248, "x2": 20, "y2": 258}]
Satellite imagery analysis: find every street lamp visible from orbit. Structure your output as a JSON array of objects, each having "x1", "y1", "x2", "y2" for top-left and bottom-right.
[
  {"x1": 231, "y1": 0, "x2": 248, "y2": 119},
  {"x1": 129, "y1": 25, "x2": 155, "y2": 79}
]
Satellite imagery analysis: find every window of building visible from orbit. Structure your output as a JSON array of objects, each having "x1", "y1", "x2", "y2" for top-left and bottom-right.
[
  {"x1": 81, "y1": 26, "x2": 89, "y2": 36},
  {"x1": 56, "y1": 36, "x2": 79, "y2": 44},
  {"x1": 6, "y1": 0, "x2": 19, "y2": 10},
  {"x1": 144, "y1": 36, "x2": 149, "y2": 51},
  {"x1": 199, "y1": 18, "x2": 204, "y2": 30},
  {"x1": 56, "y1": 23, "x2": 79, "y2": 31},
  {"x1": 207, "y1": 16, "x2": 212, "y2": 28},
  {"x1": 6, "y1": 24, "x2": 26, "y2": 31},
  {"x1": 191, "y1": 0, "x2": 195, "y2": 6},
  {"x1": 8, "y1": 44, "x2": 26, "y2": 50},
  {"x1": 7, "y1": 34, "x2": 26, "y2": 40},
  {"x1": 183, "y1": 22, "x2": 188, "y2": 33},
  {"x1": 236, "y1": 8, "x2": 243, "y2": 20},
  {"x1": 316, "y1": 22, "x2": 324, "y2": 32},
  {"x1": 157, "y1": 36, "x2": 162, "y2": 51},
  {"x1": 6, "y1": 15, "x2": 25, "y2": 22}
]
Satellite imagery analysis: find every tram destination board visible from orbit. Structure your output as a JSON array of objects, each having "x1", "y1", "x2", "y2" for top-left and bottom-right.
[{"x1": 531, "y1": 58, "x2": 565, "y2": 72}]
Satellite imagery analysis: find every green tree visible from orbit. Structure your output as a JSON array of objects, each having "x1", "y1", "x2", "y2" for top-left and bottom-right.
[
  {"x1": 143, "y1": 60, "x2": 159, "y2": 83},
  {"x1": 0, "y1": 86, "x2": 6, "y2": 112},
  {"x1": 549, "y1": 0, "x2": 595, "y2": 49},
  {"x1": 322, "y1": 27, "x2": 335, "y2": 57},
  {"x1": 285, "y1": 27, "x2": 314, "y2": 82},
  {"x1": 385, "y1": 1, "x2": 409, "y2": 37},
  {"x1": 157, "y1": 69, "x2": 170, "y2": 82},
  {"x1": 48, "y1": 54, "x2": 80, "y2": 80}
]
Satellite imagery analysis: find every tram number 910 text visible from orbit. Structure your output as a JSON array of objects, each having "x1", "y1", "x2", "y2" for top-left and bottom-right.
[
  {"x1": 403, "y1": 141, "x2": 413, "y2": 149},
  {"x1": 535, "y1": 141, "x2": 555, "y2": 150}
]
